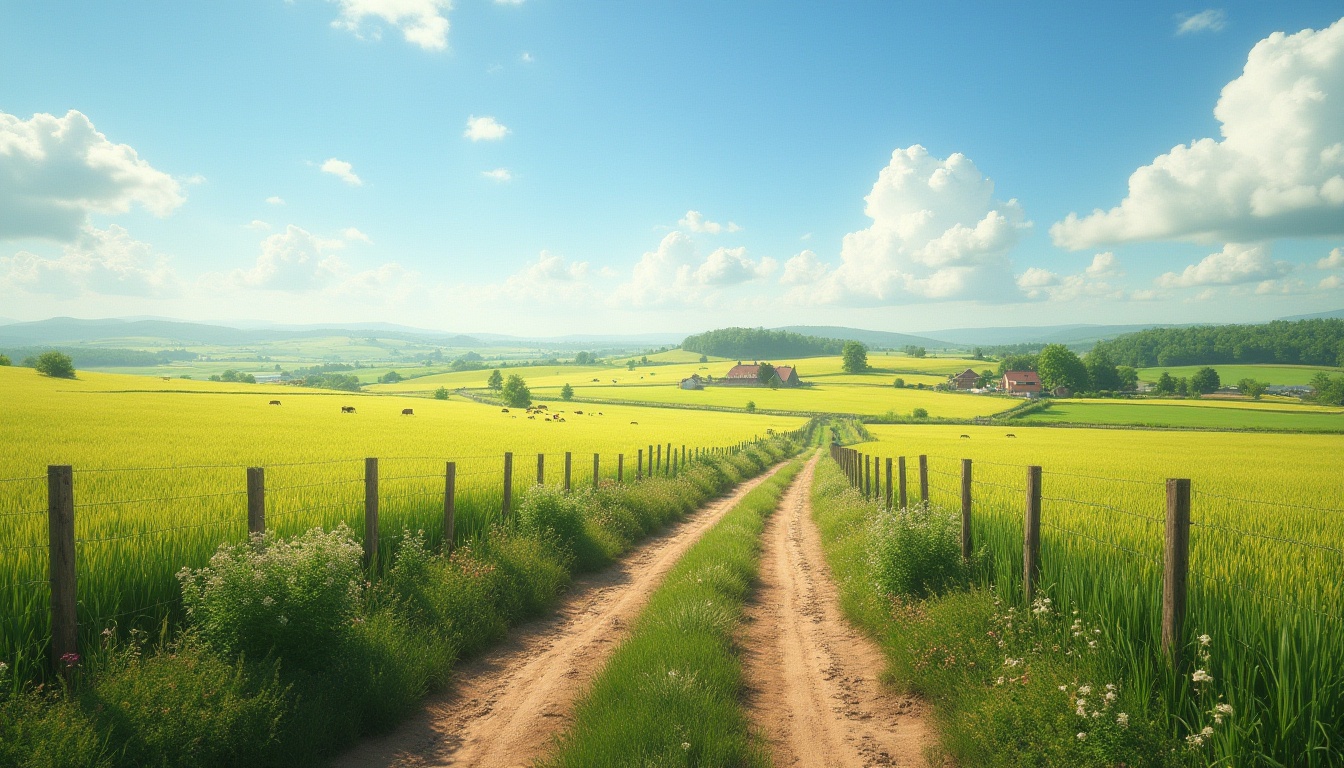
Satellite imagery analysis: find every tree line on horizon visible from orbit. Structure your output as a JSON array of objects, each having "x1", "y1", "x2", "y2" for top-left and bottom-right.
[{"x1": 681, "y1": 327, "x2": 845, "y2": 359}]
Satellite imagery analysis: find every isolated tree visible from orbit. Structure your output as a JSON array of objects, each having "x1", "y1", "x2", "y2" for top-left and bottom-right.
[
  {"x1": 500, "y1": 374, "x2": 532, "y2": 408},
  {"x1": 1155, "y1": 371, "x2": 1176, "y2": 395},
  {"x1": 433, "y1": 386, "x2": 449, "y2": 400},
  {"x1": 841, "y1": 341, "x2": 869, "y2": 373},
  {"x1": 34, "y1": 351, "x2": 75, "y2": 378},
  {"x1": 560, "y1": 383, "x2": 574, "y2": 401},
  {"x1": 0, "y1": 354, "x2": 10, "y2": 366},
  {"x1": 912, "y1": 407, "x2": 929, "y2": 419},
  {"x1": 1190, "y1": 367, "x2": 1221, "y2": 395},
  {"x1": 698, "y1": 354, "x2": 708, "y2": 363},
  {"x1": 1083, "y1": 349, "x2": 1121, "y2": 391},
  {"x1": 1116, "y1": 366, "x2": 1139, "y2": 392},
  {"x1": 487, "y1": 369, "x2": 503, "y2": 390},
  {"x1": 379, "y1": 370, "x2": 403, "y2": 384},
  {"x1": 1036, "y1": 344, "x2": 1088, "y2": 392},
  {"x1": 626, "y1": 360, "x2": 636, "y2": 371},
  {"x1": 1237, "y1": 378, "x2": 1267, "y2": 400},
  {"x1": 892, "y1": 377, "x2": 905, "y2": 388},
  {"x1": 745, "y1": 401, "x2": 756, "y2": 413}
]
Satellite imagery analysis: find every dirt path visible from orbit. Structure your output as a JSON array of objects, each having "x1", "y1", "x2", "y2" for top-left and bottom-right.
[
  {"x1": 741, "y1": 455, "x2": 935, "y2": 768},
  {"x1": 331, "y1": 462, "x2": 786, "y2": 768}
]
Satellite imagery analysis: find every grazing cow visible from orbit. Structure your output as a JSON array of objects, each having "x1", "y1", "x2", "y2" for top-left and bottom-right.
[
  {"x1": 342, "y1": 406, "x2": 356, "y2": 413},
  {"x1": 574, "y1": 410, "x2": 584, "y2": 415},
  {"x1": 960, "y1": 435, "x2": 970, "y2": 439},
  {"x1": 501, "y1": 408, "x2": 509, "y2": 413},
  {"x1": 630, "y1": 421, "x2": 638, "y2": 425},
  {"x1": 558, "y1": 417, "x2": 566, "y2": 422},
  {"x1": 535, "y1": 405, "x2": 547, "y2": 410},
  {"x1": 402, "y1": 408, "x2": 414, "y2": 416},
  {"x1": 1006, "y1": 434, "x2": 1016, "y2": 438},
  {"x1": 611, "y1": 379, "x2": 617, "y2": 383},
  {"x1": 162, "y1": 377, "x2": 171, "y2": 381},
  {"x1": 269, "y1": 400, "x2": 281, "y2": 406},
  {"x1": 591, "y1": 378, "x2": 600, "y2": 382},
  {"x1": 528, "y1": 415, "x2": 535, "y2": 419}
]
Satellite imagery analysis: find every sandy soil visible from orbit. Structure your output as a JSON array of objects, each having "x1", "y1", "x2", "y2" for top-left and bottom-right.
[
  {"x1": 740, "y1": 455, "x2": 936, "y2": 768},
  {"x1": 330, "y1": 462, "x2": 785, "y2": 768}
]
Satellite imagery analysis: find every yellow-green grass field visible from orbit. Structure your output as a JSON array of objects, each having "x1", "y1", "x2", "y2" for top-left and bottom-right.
[
  {"x1": 1020, "y1": 397, "x2": 1344, "y2": 432},
  {"x1": 530, "y1": 381, "x2": 1015, "y2": 419},
  {"x1": 850, "y1": 424, "x2": 1343, "y2": 762},
  {"x1": 0, "y1": 366, "x2": 805, "y2": 682},
  {"x1": 1137, "y1": 363, "x2": 1340, "y2": 386}
]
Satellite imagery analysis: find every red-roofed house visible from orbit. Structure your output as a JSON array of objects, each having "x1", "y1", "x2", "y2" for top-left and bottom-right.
[
  {"x1": 1002, "y1": 370, "x2": 1042, "y2": 396},
  {"x1": 719, "y1": 363, "x2": 801, "y2": 388}
]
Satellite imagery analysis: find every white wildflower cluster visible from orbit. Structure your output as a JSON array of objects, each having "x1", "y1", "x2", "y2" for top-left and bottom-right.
[
  {"x1": 1183, "y1": 631, "x2": 1233, "y2": 752},
  {"x1": 1031, "y1": 595, "x2": 1052, "y2": 615},
  {"x1": 1068, "y1": 681, "x2": 1125, "y2": 742}
]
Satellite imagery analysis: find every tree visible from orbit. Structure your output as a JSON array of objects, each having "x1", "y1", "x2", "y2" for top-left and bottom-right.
[
  {"x1": 433, "y1": 386, "x2": 449, "y2": 400},
  {"x1": 1083, "y1": 349, "x2": 1121, "y2": 392},
  {"x1": 997, "y1": 353, "x2": 1037, "y2": 376},
  {"x1": 379, "y1": 370, "x2": 403, "y2": 384},
  {"x1": 487, "y1": 369, "x2": 503, "y2": 390},
  {"x1": 756, "y1": 363, "x2": 777, "y2": 386},
  {"x1": 972, "y1": 347, "x2": 985, "y2": 360},
  {"x1": 1190, "y1": 366, "x2": 1221, "y2": 395},
  {"x1": 560, "y1": 383, "x2": 574, "y2": 401},
  {"x1": 573, "y1": 351, "x2": 594, "y2": 365},
  {"x1": 1237, "y1": 378, "x2": 1268, "y2": 400},
  {"x1": 892, "y1": 378, "x2": 905, "y2": 388},
  {"x1": 977, "y1": 369, "x2": 995, "y2": 388},
  {"x1": 500, "y1": 374, "x2": 532, "y2": 408},
  {"x1": 1175, "y1": 377, "x2": 1190, "y2": 397},
  {"x1": 1310, "y1": 373, "x2": 1344, "y2": 406},
  {"x1": 33, "y1": 351, "x2": 75, "y2": 378},
  {"x1": 0, "y1": 354, "x2": 10, "y2": 366},
  {"x1": 902, "y1": 345, "x2": 927, "y2": 358},
  {"x1": 626, "y1": 360, "x2": 636, "y2": 371},
  {"x1": 1156, "y1": 371, "x2": 1176, "y2": 395},
  {"x1": 1036, "y1": 344, "x2": 1088, "y2": 392},
  {"x1": 912, "y1": 407, "x2": 928, "y2": 419},
  {"x1": 698, "y1": 354, "x2": 708, "y2": 363},
  {"x1": 745, "y1": 401, "x2": 756, "y2": 413},
  {"x1": 1116, "y1": 366, "x2": 1139, "y2": 392},
  {"x1": 841, "y1": 341, "x2": 869, "y2": 373}
]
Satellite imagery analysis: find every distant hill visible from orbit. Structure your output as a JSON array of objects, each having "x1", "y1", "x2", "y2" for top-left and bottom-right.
[
  {"x1": 774, "y1": 326, "x2": 948, "y2": 349},
  {"x1": 1279, "y1": 308, "x2": 1344, "y2": 321},
  {"x1": 914, "y1": 323, "x2": 1191, "y2": 347},
  {"x1": 1093, "y1": 318, "x2": 1344, "y2": 368},
  {"x1": 0, "y1": 317, "x2": 485, "y2": 348}
]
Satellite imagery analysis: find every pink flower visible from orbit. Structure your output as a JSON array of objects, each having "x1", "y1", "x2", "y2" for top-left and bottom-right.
[{"x1": 60, "y1": 652, "x2": 80, "y2": 667}]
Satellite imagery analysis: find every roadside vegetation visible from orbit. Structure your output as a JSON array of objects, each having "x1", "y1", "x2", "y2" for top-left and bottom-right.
[
  {"x1": 0, "y1": 435, "x2": 804, "y2": 767},
  {"x1": 542, "y1": 458, "x2": 805, "y2": 767}
]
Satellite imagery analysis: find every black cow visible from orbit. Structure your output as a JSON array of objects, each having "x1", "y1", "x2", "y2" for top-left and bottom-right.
[
  {"x1": 402, "y1": 408, "x2": 414, "y2": 416},
  {"x1": 269, "y1": 400, "x2": 281, "y2": 406},
  {"x1": 342, "y1": 406, "x2": 356, "y2": 413}
]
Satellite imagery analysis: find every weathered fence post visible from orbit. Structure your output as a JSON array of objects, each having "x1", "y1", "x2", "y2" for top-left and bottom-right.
[
  {"x1": 502, "y1": 452, "x2": 513, "y2": 516},
  {"x1": 1023, "y1": 465, "x2": 1042, "y2": 604},
  {"x1": 364, "y1": 457, "x2": 379, "y2": 568},
  {"x1": 919, "y1": 455, "x2": 929, "y2": 504},
  {"x1": 246, "y1": 466, "x2": 266, "y2": 534},
  {"x1": 537, "y1": 453, "x2": 545, "y2": 485},
  {"x1": 593, "y1": 453, "x2": 600, "y2": 490},
  {"x1": 47, "y1": 465, "x2": 76, "y2": 676},
  {"x1": 618, "y1": 453, "x2": 625, "y2": 483},
  {"x1": 885, "y1": 457, "x2": 893, "y2": 510},
  {"x1": 637, "y1": 449, "x2": 644, "y2": 480},
  {"x1": 564, "y1": 452, "x2": 572, "y2": 493},
  {"x1": 898, "y1": 456, "x2": 908, "y2": 508},
  {"x1": 1163, "y1": 478, "x2": 1192, "y2": 666},
  {"x1": 656, "y1": 444, "x2": 662, "y2": 474},
  {"x1": 444, "y1": 462, "x2": 456, "y2": 553},
  {"x1": 648, "y1": 444, "x2": 654, "y2": 476},
  {"x1": 864, "y1": 454, "x2": 872, "y2": 498},
  {"x1": 666, "y1": 443, "x2": 672, "y2": 474},
  {"x1": 961, "y1": 459, "x2": 973, "y2": 560}
]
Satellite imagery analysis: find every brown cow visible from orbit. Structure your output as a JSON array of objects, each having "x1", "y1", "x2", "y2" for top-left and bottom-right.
[
  {"x1": 269, "y1": 400, "x2": 281, "y2": 406},
  {"x1": 342, "y1": 406, "x2": 356, "y2": 413},
  {"x1": 501, "y1": 408, "x2": 509, "y2": 413},
  {"x1": 402, "y1": 408, "x2": 414, "y2": 416}
]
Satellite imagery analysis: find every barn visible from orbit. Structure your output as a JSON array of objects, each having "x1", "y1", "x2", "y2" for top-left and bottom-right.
[
  {"x1": 949, "y1": 368, "x2": 980, "y2": 390},
  {"x1": 679, "y1": 374, "x2": 705, "y2": 390},
  {"x1": 1002, "y1": 370, "x2": 1042, "y2": 396},
  {"x1": 719, "y1": 363, "x2": 801, "y2": 388}
]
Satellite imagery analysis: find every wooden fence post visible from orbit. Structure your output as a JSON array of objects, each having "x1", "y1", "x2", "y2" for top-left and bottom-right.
[
  {"x1": 637, "y1": 449, "x2": 643, "y2": 480},
  {"x1": 918, "y1": 455, "x2": 929, "y2": 504},
  {"x1": 864, "y1": 454, "x2": 872, "y2": 498},
  {"x1": 47, "y1": 465, "x2": 76, "y2": 676},
  {"x1": 961, "y1": 459, "x2": 973, "y2": 560},
  {"x1": 537, "y1": 453, "x2": 545, "y2": 485},
  {"x1": 656, "y1": 444, "x2": 662, "y2": 474},
  {"x1": 364, "y1": 457, "x2": 379, "y2": 568},
  {"x1": 502, "y1": 452, "x2": 513, "y2": 516},
  {"x1": 564, "y1": 452, "x2": 572, "y2": 493},
  {"x1": 898, "y1": 456, "x2": 908, "y2": 508},
  {"x1": 648, "y1": 444, "x2": 654, "y2": 476},
  {"x1": 885, "y1": 458, "x2": 893, "y2": 510},
  {"x1": 1023, "y1": 465, "x2": 1042, "y2": 604},
  {"x1": 666, "y1": 443, "x2": 672, "y2": 474},
  {"x1": 444, "y1": 462, "x2": 456, "y2": 554},
  {"x1": 1163, "y1": 478, "x2": 1191, "y2": 666},
  {"x1": 618, "y1": 453, "x2": 625, "y2": 483},
  {"x1": 593, "y1": 453, "x2": 600, "y2": 490},
  {"x1": 246, "y1": 466, "x2": 266, "y2": 535}
]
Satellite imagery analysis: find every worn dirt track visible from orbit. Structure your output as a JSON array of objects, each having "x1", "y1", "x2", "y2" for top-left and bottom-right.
[
  {"x1": 741, "y1": 455, "x2": 934, "y2": 768},
  {"x1": 331, "y1": 462, "x2": 786, "y2": 768}
]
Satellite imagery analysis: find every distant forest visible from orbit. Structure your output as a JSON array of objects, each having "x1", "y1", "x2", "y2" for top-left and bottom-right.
[
  {"x1": 681, "y1": 328, "x2": 844, "y2": 359},
  {"x1": 0, "y1": 346, "x2": 199, "y2": 368},
  {"x1": 1093, "y1": 319, "x2": 1344, "y2": 368}
]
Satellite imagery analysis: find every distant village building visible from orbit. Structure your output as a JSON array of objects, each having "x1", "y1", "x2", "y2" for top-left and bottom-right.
[
  {"x1": 949, "y1": 368, "x2": 980, "y2": 390},
  {"x1": 1051, "y1": 386, "x2": 1072, "y2": 398},
  {"x1": 679, "y1": 374, "x2": 705, "y2": 390},
  {"x1": 719, "y1": 363, "x2": 801, "y2": 388},
  {"x1": 1002, "y1": 371, "x2": 1042, "y2": 396}
]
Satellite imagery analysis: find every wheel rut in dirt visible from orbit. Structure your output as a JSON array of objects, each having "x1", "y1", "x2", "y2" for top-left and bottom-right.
[
  {"x1": 741, "y1": 454, "x2": 935, "y2": 768},
  {"x1": 330, "y1": 462, "x2": 787, "y2": 768}
]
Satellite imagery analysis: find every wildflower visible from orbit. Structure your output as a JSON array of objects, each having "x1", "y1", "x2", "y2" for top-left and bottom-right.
[
  {"x1": 1076, "y1": 732, "x2": 1087, "y2": 741},
  {"x1": 1199, "y1": 634, "x2": 1211, "y2": 646},
  {"x1": 60, "y1": 652, "x2": 80, "y2": 667},
  {"x1": 278, "y1": 615, "x2": 288, "y2": 625},
  {"x1": 1200, "y1": 726, "x2": 1214, "y2": 737},
  {"x1": 1077, "y1": 684, "x2": 1092, "y2": 696},
  {"x1": 681, "y1": 742, "x2": 690, "y2": 751},
  {"x1": 995, "y1": 676, "x2": 1005, "y2": 686},
  {"x1": 668, "y1": 669, "x2": 679, "y2": 677},
  {"x1": 1213, "y1": 702, "x2": 1234, "y2": 724},
  {"x1": 1058, "y1": 685, "x2": 1068, "y2": 692},
  {"x1": 262, "y1": 596, "x2": 275, "y2": 607},
  {"x1": 1104, "y1": 691, "x2": 1117, "y2": 703},
  {"x1": 1192, "y1": 669, "x2": 1213, "y2": 684},
  {"x1": 1186, "y1": 733, "x2": 1205, "y2": 748},
  {"x1": 101, "y1": 627, "x2": 114, "y2": 639},
  {"x1": 1116, "y1": 712, "x2": 1129, "y2": 728},
  {"x1": 0, "y1": 661, "x2": 8, "y2": 677}
]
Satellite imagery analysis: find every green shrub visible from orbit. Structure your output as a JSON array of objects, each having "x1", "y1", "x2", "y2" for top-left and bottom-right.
[
  {"x1": 870, "y1": 503, "x2": 974, "y2": 599},
  {"x1": 33, "y1": 351, "x2": 75, "y2": 378}
]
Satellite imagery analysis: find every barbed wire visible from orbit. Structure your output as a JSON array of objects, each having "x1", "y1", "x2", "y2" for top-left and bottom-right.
[
  {"x1": 74, "y1": 489, "x2": 246, "y2": 509},
  {"x1": 1193, "y1": 489, "x2": 1343, "y2": 515},
  {"x1": 0, "y1": 476, "x2": 45, "y2": 484},
  {"x1": 1189, "y1": 521, "x2": 1344, "y2": 557},
  {"x1": 1042, "y1": 470, "x2": 1166, "y2": 487},
  {"x1": 1191, "y1": 570, "x2": 1343, "y2": 624},
  {"x1": 77, "y1": 517, "x2": 240, "y2": 544},
  {"x1": 1040, "y1": 520, "x2": 1161, "y2": 566},
  {"x1": 1039, "y1": 495, "x2": 1164, "y2": 525}
]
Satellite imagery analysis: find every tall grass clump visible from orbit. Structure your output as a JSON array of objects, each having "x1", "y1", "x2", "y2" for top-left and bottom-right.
[
  {"x1": 542, "y1": 458, "x2": 804, "y2": 768},
  {"x1": 869, "y1": 501, "x2": 975, "y2": 599}
]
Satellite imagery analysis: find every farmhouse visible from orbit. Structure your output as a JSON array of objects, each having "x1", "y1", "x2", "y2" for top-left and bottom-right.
[
  {"x1": 949, "y1": 368, "x2": 979, "y2": 390},
  {"x1": 679, "y1": 374, "x2": 705, "y2": 390},
  {"x1": 1002, "y1": 370, "x2": 1042, "y2": 396},
  {"x1": 719, "y1": 363, "x2": 801, "y2": 388}
]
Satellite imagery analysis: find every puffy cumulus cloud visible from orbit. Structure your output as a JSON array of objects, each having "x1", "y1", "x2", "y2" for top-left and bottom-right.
[
  {"x1": 1, "y1": 225, "x2": 179, "y2": 298},
  {"x1": 1320, "y1": 246, "x2": 1344, "y2": 268},
  {"x1": 342, "y1": 227, "x2": 373, "y2": 243},
  {"x1": 780, "y1": 250, "x2": 829, "y2": 286},
  {"x1": 246, "y1": 220, "x2": 271, "y2": 231},
  {"x1": 266, "y1": 196, "x2": 285, "y2": 206},
  {"x1": 814, "y1": 145, "x2": 1029, "y2": 305},
  {"x1": 0, "y1": 109, "x2": 183, "y2": 242},
  {"x1": 321, "y1": 158, "x2": 362, "y2": 186},
  {"x1": 1156, "y1": 243, "x2": 1292, "y2": 288},
  {"x1": 481, "y1": 168, "x2": 512, "y2": 182},
  {"x1": 613, "y1": 231, "x2": 774, "y2": 307},
  {"x1": 679, "y1": 210, "x2": 741, "y2": 234},
  {"x1": 497, "y1": 251, "x2": 596, "y2": 302},
  {"x1": 326, "y1": 262, "x2": 421, "y2": 302},
  {"x1": 1320, "y1": 274, "x2": 1343, "y2": 289},
  {"x1": 330, "y1": 0, "x2": 451, "y2": 50},
  {"x1": 1177, "y1": 9, "x2": 1227, "y2": 35},
  {"x1": 229, "y1": 225, "x2": 349, "y2": 291},
  {"x1": 1015, "y1": 253, "x2": 1126, "y2": 302},
  {"x1": 1053, "y1": 19, "x2": 1344, "y2": 249},
  {"x1": 464, "y1": 115, "x2": 509, "y2": 141}
]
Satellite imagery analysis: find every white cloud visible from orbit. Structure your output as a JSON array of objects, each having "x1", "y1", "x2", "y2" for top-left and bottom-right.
[
  {"x1": 320, "y1": 158, "x2": 362, "y2": 186},
  {"x1": 1, "y1": 225, "x2": 179, "y2": 297},
  {"x1": 1320, "y1": 274, "x2": 1343, "y2": 289},
  {"x1": 481, "y1": 168, "x2": 512, "y2": 182},
  {"x1": 182, "y1": 174, "x2": 207, "y2": 185},
  {"x1": 679, "y1": 210, "x2": 741, "y2": 234},
  {"x1": 246, "y1": 220, "x2": 271, "y2": 231},
  {"x1": 780, "y1": 250, "x2": 829, "y2": 286},
  {"x1": 520, "y1": 52, "x2": 534, "y2": 63},
  {"x1": 464, "y1": 115, "x2": 509, "y2": 141},
  {"x1": 1015, "y1": 254, "x2": 1126, "y2": 302},
  {"x1": 1156, "y1": 243, "x2": 1292, "y2": 288},
  {"x1": 1085, "y1": 251, "x2": 1121, "y2": 278},
  {"x1": 266, "y1": 196, "x2": 285, "y2": 206},
  {"x1": 0, "y1": 109, "x2": 183, "y2": 242},
  {"x1": 694, "y1": 247, "x2": 775, "y2": 285},
  {"x1": 1177, "y1": 9, "x2": 1227, "y2": 35},
  {"x1": 495, "y1": 0, "x2": 525, "y2": 5},
  {"x1": 230, "y1": 225, "x2": 347, "y2": 291},
  {"x1": 330, "y1": 0, "x2": 450, "y2": 51},
  {"x1": 1053, "y1": 18, "x2": 1344, "y2": 249},
  {"x1": 326, "y1": 262, "x2": 420, "y2": 302},
  {"x1": 496, "y1": 251, "x2": 596, "y2": 303},
  {"x1": 1319, "y1": 246, "x2": 1344, "y2": 269},
  {"x1": 813, "y1": 145, "x2": 1029, "y2": 305},
  {"x1": 613, "y1": 231, "x2": 774, "y2": 307},
  {"x1": 342, "y1": 227, "x2": 372, "y2": 243}
]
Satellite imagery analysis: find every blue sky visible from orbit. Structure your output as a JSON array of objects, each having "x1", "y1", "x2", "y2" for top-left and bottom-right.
[{"x1": 2, "y1": 1, "x2": 1343, "y2": 335}]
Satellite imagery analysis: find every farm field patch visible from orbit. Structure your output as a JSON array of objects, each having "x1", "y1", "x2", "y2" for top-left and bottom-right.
[
  {"x1": 1019, "y1": 400, "x2": 1344, "y2": 431},
  {"x1": 1136, "y1": 363, "x2": 1339, "y2": 386}
]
